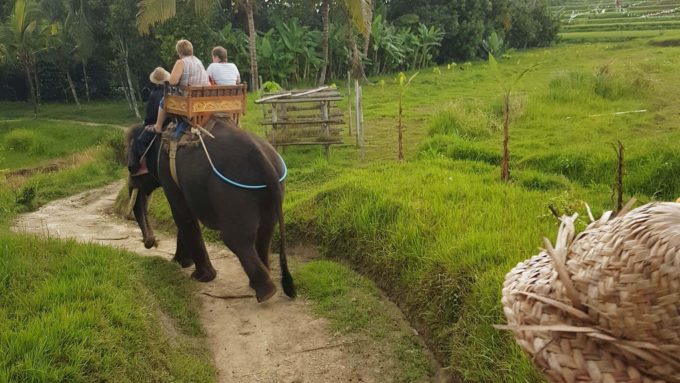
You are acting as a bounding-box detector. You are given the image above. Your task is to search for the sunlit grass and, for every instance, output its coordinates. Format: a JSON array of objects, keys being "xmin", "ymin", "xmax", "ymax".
[{"xmin": 0, "ymin": 235, "xmax": 214, "ymax": 382}]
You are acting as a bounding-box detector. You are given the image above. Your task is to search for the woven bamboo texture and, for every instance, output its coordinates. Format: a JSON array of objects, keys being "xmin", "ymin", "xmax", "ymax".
[{"xmin": 500, "ymin": 202, "xmax": 680, "ymax": 383}]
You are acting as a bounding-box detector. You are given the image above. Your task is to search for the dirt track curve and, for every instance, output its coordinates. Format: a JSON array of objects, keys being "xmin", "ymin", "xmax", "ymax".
[{"xmin": 12, "ymin": 181, "xmax": 384, "ymax": 383}]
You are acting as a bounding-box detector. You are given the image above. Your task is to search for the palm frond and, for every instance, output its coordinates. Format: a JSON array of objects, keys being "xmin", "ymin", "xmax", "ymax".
[
  {"xmin": 136, "ymin": 0, "xmax": 176, "ymax": 35},
  {"xmin": 188, "ymin": 0, "xmax": 216, "ymax": 16},
  {"xmin": 344, "ymin": 0, "xmax": 372, "ymax": 37}
]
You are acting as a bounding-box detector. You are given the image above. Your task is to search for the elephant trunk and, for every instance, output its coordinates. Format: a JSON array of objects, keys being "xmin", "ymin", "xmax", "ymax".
[{"xmin": 130, "ymin": 186, "xmax": 157, "ymax": 249}]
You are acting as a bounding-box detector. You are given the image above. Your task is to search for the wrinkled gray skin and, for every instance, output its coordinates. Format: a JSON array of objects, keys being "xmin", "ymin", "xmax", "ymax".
[{"xmin": 126, "ymin": 118, "xmax": 295, "ymax": 302}]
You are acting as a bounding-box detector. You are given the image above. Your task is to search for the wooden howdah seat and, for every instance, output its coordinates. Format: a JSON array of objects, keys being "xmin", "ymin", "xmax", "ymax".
[{"xmin": 164, "ymin": 83, "xmax": 247, "ymax": 127}]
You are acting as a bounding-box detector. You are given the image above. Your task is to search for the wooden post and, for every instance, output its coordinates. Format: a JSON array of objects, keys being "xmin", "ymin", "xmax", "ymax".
[
  {"xmin": 355, "ymin": 80, "xmax": 364, "ymax": 161},
  {"xmin": 614, "ymin": 140, "xmax": 624, "ymax": 213},
  {"xmin": 322, "ymin": 100, "xmax": 330, "ymax": 159},
  {"xmin": 271, "ymin": 104, "xmax": 278, "ymax": 149},
  {"xmin": 347, "ymin": 70, "xmax": 353, "ymax": 136}
]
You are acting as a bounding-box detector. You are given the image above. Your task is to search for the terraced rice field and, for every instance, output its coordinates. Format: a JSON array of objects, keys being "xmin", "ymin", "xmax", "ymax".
[{"xmin": 552, "ymin": 0, "xmax": 680, "ymax": 42}]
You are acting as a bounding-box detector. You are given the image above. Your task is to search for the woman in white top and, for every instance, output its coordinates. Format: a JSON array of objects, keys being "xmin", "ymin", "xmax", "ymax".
[
  {"xmin": 206, "ymin": 46, "xmax": 240, "ymax": 86},
  {"xmin": 150, "ymin": 39, "xmax": 210, "ymax": 133}
]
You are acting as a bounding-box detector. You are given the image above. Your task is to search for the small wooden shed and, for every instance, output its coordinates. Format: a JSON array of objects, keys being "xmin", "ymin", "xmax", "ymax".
[{"xmin": 255, "ymin": 87, "xmax": 344, "ymax": 157}]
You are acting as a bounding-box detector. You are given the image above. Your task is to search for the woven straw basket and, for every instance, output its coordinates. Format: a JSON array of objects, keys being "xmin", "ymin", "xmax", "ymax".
[{"xmin": 499, "ymin": 202, "xmax": 680, "ymax": 383}]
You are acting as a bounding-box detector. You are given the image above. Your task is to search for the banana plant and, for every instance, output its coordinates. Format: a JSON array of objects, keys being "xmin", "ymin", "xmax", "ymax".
[
  {"xmin": 488, "ymin": 54, "xmax": 539, "ymax": 182},
  {"xmin": 416, "ymin": 23, "xmax": 444, "ymax": 69},
  {"xmin": 397, "ymin": 71, "xmax": 418, "ymax": 161}
]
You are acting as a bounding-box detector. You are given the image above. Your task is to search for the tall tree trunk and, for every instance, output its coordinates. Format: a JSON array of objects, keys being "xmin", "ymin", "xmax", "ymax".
[
  {"xmin": 120, "ymin": 75, "xmax": 133, "ymax": 113},
  {"xmin": 244, "ymin": 0, "xmax": 259, "ymax": 92},
  {"xmin": 23, "ymin": 64, "xmax": 38, "ymax": 119},
  {"xmin": 116, "ymin": 35, "xmax": 141, "ymax": 119},
  {"xmin": 82, "ymin": 58, "xmax": 90, "ymax": 102},
  {"xmin": 32, "ymin": 62, "xmax": 41, "ymax": 106},
  {"xmin": 347, "ymin": 26, "xmax": 368, "ymax": 83},
  {"xmin": 124, "ymin": 61, "xmax": 141, "ymax": 119},
  {"xmin": 66, "ymin": 70, "xmax": 81, "ymax": 108},
  {"xmin": 318, "ymin": 0, "xmax": 330, "ymax": 86}
]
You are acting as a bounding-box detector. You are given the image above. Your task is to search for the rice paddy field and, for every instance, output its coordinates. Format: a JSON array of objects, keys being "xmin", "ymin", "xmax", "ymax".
[{"xmin": 554, "ymin": 0, "xmax": 680, "ymax": 42}]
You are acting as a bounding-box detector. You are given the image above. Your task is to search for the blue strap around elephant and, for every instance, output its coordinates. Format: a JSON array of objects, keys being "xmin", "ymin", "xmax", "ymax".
[
  {"xmin": 210, "ymin": 153, "xmax": 288, "ymax": 190},
  {"xmin": 196, "ymin": 130, "xmax": 288, "ymax": 189}
]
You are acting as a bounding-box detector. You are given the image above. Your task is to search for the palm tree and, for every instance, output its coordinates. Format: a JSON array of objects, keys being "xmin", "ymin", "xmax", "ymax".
[
  {"xmin": 136, "ymin": 0, "xmax": 213, "ymax": 35},
  {"xmin": 345, "ymin": 0, "xmax": 373, "ymax": 81},
  {"xmin": 44, "ymin": 18, "xmax": 81, "ymax": 108},
  {"xmin": 136, "ymin": 0, "xmax": 260, "ymax": 91},
  {"xmin": 0, "ymin": 0, "xmax": 42, "ymax": 118},
  {"xmin": 69, "ymin": 0, "xmax": 93, "ymax": 102},
  {"xmin": 243, "ymin": 0, "xmax": 258, "ymax": 91},
  {"xmin": 318, "ymin": 0, "xmax": 329, "ymax": 85}
]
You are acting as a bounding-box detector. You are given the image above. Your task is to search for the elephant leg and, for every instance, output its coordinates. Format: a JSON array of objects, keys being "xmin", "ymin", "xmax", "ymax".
[
  {"xmin": 255, "ymin": 217, "xmax": 275, "ymax": 270},
  {"xmin": 226, "ymin": 237, "xmax": 277, "ymax": 303},
  {"xmin": 172, "ymin": 231, "xmax": 194, "ymax": 268},
  {"xmin": 166, "ymin": 193, "xmax": 216, "ymax": 282}
]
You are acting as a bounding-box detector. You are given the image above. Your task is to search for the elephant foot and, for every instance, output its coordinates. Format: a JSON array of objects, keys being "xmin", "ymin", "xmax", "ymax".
[
  {"xmin": 255, "ymin": 280, "xmax": 278, "ymax": 303},
  {"xmin": 143, "ymin": 236, "xmax": 157, "ymax": 249},
  {"xmin": 191, "ymin": 267, "xmax": 217, "ymax": 282},
  {"xmin": 172, "ymin": 255, "xmax": 194, "ymax": 268}
]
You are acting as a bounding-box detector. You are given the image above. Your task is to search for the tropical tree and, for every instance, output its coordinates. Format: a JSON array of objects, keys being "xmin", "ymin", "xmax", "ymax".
[
  {"xmin": 276, "ymin": 19, "xmax": 320, "ymax": 83},
  {"xmin": 44, "ymin": 17, "xmax": 82, "ymax": 107},
  {"xmin": 415, "ymin": 23, "xmax": 444, "ymax": 68},
  {"xmin": 242, "ymin": 0, "xmax": 258, "ymax": 91},
  {"xmin": 137, "ymin": 0, "xmax": 260, "ymax": 91},
  {"xmin": 0, "ymin": 0, "xmax": 42, "ymax": 118},
  {"xmin": 317, "ymin": 0, "xmax": 329, "ymax": 85},
  {"xmin": 344, "ymin": 0, "xmax": 372, "ymax": 81},
  {"xmin": 68, "ymin": 0, "xmax": 93, "ymax": 102}
]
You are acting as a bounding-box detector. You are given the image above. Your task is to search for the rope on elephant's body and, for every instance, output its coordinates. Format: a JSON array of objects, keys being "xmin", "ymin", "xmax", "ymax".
[
  {"xmin": 140, "ymin": 134, "xmax": 157, "ymax": 163},
  {"xmin": 194, "ymin": 128, "xmax": 287, "ymax": 189}
]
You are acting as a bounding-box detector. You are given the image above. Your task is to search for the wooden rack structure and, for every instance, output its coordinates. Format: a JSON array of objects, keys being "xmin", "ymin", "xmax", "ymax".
[{"xmin": 255, "ymin": 87, "xmax": 344, "ymax": 157}]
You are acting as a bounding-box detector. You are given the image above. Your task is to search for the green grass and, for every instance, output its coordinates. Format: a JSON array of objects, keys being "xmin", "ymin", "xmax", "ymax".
[
  {"xmin": 0, "ymin": 101, "xmax": 138, "ymax": 126},
  {"xmin": 283, "ymin": 159, "xmax": 615, "ymax": 382},
  {"xmin": 0, "ymin": 119, "xmax": 120, "ymax": 170},
  {"xmin": 296, "ymin": 260, "xmax": 433, "ymax": 382},
  {"xmin": 0, "ymin": 117, "xmax": 216, "ymax": 382},
  {"xmin": 560, "ymin": 29, "xmax": 676, "ymax": 42},
  {"xmin": 0, "ymin": 234, "xmax": 214, "ymax": 382}
]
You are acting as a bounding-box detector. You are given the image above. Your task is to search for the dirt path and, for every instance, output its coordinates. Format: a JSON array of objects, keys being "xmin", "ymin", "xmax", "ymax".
[{"xmin": 12, "ymin": 181, "xmax": 380, "ymax": 383}]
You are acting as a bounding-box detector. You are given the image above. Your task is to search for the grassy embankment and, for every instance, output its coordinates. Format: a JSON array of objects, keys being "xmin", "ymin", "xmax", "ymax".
[
  {"xmin": 0, "ymin": 114, "xmax": 215, "ymax": 381},
  {"xmin": 263, "ymin": 39, "xmax": 680, "ymax": 381}
]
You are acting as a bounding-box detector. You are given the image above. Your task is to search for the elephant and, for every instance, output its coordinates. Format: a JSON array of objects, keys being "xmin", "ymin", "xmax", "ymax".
[{"xmin": 125, "ymin": 117, "xmax": 295, "ymax": 302}]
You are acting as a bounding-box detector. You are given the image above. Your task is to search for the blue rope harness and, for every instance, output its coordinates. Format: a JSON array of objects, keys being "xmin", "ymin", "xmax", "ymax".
[
  {"xmin": 209, "ymin": 152, "xmax": 288, "ymax": 190},
  {"xmin": 195, "ymin": 130, "xmax": 287, "ymax": 189}
]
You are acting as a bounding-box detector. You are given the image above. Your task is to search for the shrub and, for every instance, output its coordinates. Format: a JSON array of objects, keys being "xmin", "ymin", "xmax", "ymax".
[
  {"xmin": 3, "ymin": 129, "xmax": 45, "ymax": 155},
  {"xmin": 427, "ymin": 102, "xmax": 497, "ymax": 139}
]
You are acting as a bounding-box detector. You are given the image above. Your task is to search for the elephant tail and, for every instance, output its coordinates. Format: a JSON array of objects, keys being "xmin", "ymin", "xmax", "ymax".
[
  {"xmin": 277, "ymin": 194, "xmax": 296, "ymax": 299},
  {"xmin": 260, "ymin": 146, "xmax": 296, "ymax": 298}
]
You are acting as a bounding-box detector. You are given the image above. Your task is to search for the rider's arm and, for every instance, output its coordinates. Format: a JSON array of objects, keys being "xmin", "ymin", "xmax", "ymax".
[{"xmin": 168, "ymin": 59, "xmax": 184, "ymax": 85}]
